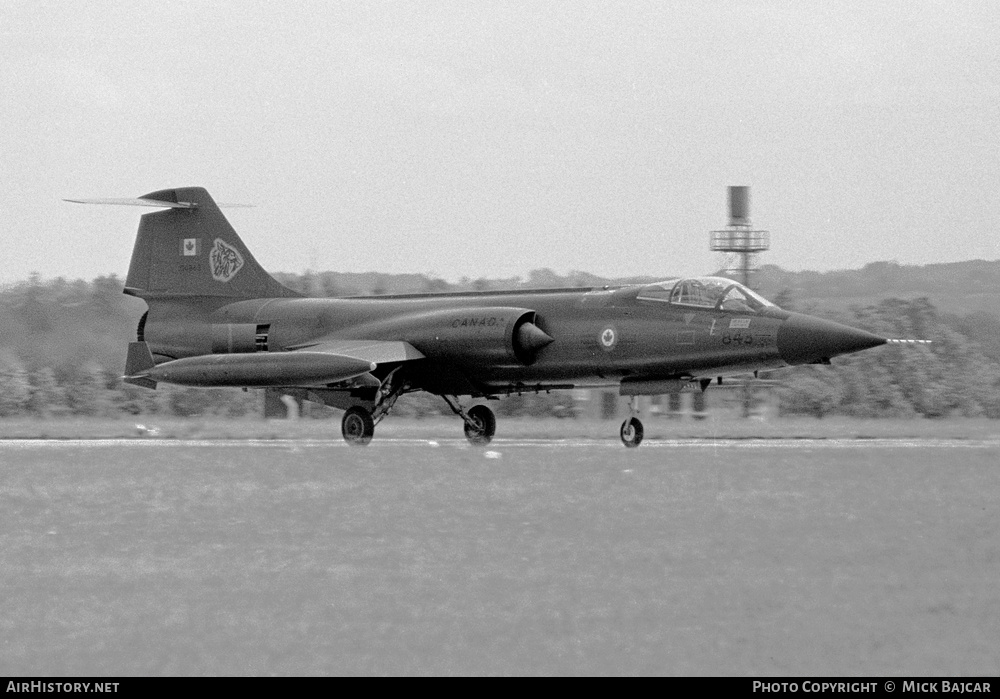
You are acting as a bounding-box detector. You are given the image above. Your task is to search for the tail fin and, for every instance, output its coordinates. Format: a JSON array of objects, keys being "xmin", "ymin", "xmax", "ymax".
[{"xmin": 121, "ymin": 187, "xmax": 301, "ymax": 300}]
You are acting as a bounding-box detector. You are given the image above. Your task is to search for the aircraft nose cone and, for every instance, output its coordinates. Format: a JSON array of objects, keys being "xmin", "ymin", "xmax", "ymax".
[{"xmin": 778, "ymin": 312, "xmax": 887, "ymax": 365}]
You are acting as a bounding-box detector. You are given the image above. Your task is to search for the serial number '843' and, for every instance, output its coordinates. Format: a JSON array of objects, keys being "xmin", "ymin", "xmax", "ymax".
[
  {"xmin": 721, "ymin": 332, "xmax": 753, "ymax": 346},
  {"xmin": 722, "ymin": 332, "xmax": 774, "ymax": 347}
]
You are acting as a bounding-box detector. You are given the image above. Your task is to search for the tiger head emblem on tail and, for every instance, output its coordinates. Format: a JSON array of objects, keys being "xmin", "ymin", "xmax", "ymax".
[{"xmin": 210, "ymin": 238, "xmax": 244, "ymax": 282}]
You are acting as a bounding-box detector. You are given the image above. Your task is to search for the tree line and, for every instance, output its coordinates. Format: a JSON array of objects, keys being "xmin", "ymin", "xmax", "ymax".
[{"xmin": 0, "ymin": 271, "xmax": 996, "ymax": 419}]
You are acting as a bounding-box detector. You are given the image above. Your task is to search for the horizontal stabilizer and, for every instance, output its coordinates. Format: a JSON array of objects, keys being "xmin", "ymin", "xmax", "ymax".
[
  {"xmin": 65, "ymin": 197, "xmax": 198, "ymax": 209},
  {"xmin": 64, "ymin": 198, "xmax": 252, "ymax": 209}
]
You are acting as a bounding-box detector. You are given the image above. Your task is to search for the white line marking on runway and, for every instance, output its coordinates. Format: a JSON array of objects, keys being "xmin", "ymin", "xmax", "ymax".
[{"xmin": 0, "ymin": 438, "xmax": 998, "ymax": 450}]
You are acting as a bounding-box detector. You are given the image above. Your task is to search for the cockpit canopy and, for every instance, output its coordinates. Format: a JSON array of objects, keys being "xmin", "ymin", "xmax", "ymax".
[{"xmin": 636, "ymin": 276, "xmax": 777, "ymax": 312}]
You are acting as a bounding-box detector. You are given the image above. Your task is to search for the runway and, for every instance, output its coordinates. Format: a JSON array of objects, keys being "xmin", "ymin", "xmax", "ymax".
[{"xmin": 3, "ymin": 431, "xmax": 998, "ymax": 675}]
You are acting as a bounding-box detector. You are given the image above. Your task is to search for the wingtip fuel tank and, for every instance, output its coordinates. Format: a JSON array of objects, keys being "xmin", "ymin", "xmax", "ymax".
[{"xmin": 137, "ymin": 351, "xmax": 377, "ymax": 388}]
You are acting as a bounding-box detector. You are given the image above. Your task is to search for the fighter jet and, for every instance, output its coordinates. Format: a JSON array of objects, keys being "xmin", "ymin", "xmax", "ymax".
[{"xmin": 68, "ymin": 187, "xmax": 888, "ymax": 447}]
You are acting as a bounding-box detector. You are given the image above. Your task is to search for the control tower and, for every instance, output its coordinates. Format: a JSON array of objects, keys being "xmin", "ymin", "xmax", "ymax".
[
  {"xmin": 710, "ymin": 186, "xmax": 770, "ymax": 288},
  {"xmin": 710, "ymin": 186, "xmax": 771, "ymax": 418}
]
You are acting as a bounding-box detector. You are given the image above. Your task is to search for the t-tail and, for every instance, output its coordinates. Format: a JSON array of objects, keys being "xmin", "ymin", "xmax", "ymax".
[
  {"xmin": 70, "ymin": 186, "xmax": 301, "ymax": 301},
  {"xmin": 68, "ymin": 187, "xmax": 302, "ymax": 387}
]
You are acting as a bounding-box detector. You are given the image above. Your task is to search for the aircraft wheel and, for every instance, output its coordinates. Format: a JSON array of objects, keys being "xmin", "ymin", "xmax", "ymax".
[
  {"xmin": 620, "ymin": 417, "xmax": 644, "ymax": 448},
  {"xmin": 341, "ymin": 406, "xmax": 374, "ymax": 446},
  {"xmin": 463, "ymin": 405, "xmax": 496, "ymax": 445}
]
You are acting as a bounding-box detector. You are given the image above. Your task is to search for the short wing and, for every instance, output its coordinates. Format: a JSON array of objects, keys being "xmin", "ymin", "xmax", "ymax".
[
  {"xmin": 289, "ymin": 339, "xmax": 426, "ymax": 365},
  {"xmin": 287, "ymin": 339, "xmax": 426, "ymax": 389}
]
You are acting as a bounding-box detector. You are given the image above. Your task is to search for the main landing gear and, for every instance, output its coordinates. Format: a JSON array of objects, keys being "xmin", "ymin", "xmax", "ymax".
[
  {"xmin": 463, "ymin": 405, "xmax": 497, "ymax": 445},
  {"xmin": 338, "ymin": 369, "xmax": 498, "ymax": 446},
  {"xmin": 341, "ymin": 406, "xmax": 375, "ymax": 446},
  {"xmin": 341, "ymin": 369, "xmax": 406, "ymax": 447},
  {"xmin": 443, "ymin": 396, "xmax": 496, "ymax": 445},
  {"xmin": 619, "ymin": 396, "xmax": 644, "ymax": 448},
  {"xmin": 341, "ymin": 396, "xmax": 497, "ymax": 446}
]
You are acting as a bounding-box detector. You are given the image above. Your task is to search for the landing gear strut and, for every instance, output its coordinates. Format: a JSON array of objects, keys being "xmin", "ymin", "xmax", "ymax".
[
  {"xmin": 443, "ymin": 396, "xmax": 496, "ymax": 445},
  {"xmin": 619, "ymin": 396, "xmax": 644, "ymax": 448},
  {"xmin": 340, "ymin": 369, "xmax": 407, "ymax": 446}
]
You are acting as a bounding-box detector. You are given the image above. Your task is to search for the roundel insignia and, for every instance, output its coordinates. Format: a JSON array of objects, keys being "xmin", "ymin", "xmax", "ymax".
[{"xmin": 600, "ymin": 326, "xmax": 618, "ymax": 351}]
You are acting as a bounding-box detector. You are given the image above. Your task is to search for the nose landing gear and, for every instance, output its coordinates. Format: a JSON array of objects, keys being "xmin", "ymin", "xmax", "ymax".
[
  {"xmin": 619, "ymin": 396, "xmax": 644, "ymax": 448},
  {"xmin": 619, "ymin": 416, "xmax": 644, "ymax": 448}
]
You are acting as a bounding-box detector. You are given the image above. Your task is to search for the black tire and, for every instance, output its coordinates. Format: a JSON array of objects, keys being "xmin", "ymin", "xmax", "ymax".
[
  {"xmin": 620, "ymin": 417, "xmax": 644, "ymax": 448},
  {"xmin": 463, "ymin": 405, "xmax": 496, "ymax": 445},
  {"xmin": 341, "ymin": 406, "xmax": 374, "ymax": 446}
]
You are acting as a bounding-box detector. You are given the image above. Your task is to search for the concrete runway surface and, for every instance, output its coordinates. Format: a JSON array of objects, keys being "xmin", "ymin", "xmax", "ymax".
[{"xmin": 2, "ymin": 436, "xmax": 998, "ymax": 675}]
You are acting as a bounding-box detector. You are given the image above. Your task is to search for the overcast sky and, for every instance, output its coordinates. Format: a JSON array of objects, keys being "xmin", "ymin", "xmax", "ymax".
[{"xmin": 2, "ymin": 0, "xmax": 998, "ymax": 284}]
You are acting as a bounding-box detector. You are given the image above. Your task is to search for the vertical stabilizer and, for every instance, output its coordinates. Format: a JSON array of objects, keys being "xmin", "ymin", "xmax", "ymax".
[{"xmin": 124, "ymin": 187, "xmax": 301, "ymax": 299}]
